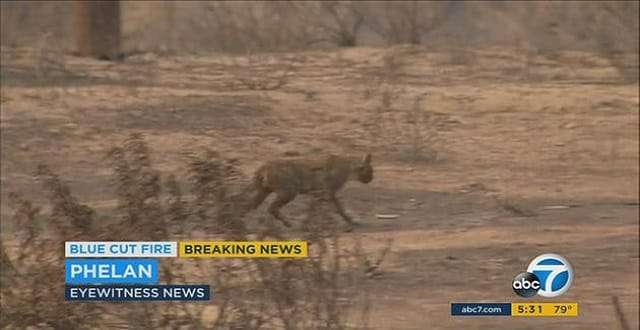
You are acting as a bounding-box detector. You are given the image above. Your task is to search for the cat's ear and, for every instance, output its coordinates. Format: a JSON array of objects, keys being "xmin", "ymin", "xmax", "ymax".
[{"xmin": 363, "ymin": 153, "xmax": 372, "ymax": 164}]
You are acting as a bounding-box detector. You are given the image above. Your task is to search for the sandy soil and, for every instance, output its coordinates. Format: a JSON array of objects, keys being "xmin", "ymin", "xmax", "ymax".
[{"xmin": 1, "ymin": 46, "xmax": 638, "ymax": 329}]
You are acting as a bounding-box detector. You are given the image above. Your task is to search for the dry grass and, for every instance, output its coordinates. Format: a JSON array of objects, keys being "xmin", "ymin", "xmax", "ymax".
[
  {"xmin": 0, "ymin": 37, "xmax": 637, "ymax": 329},
  {"xmin": 0, "ymin": 134, "xmax": 384, "ymax": 329},
  {"xmin": 2, "ymin": 2, "xmax": 637, "ymax": 58}
]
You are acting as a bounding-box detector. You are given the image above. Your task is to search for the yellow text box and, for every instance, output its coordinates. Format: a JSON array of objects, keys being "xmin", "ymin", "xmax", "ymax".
[
  {"xmin": 179, "ymin": 241, "xmax": 308, "ymax": 258},
  {"xmin": 512, "ymin": 303, "xmax": 578, "ymax": 317}
]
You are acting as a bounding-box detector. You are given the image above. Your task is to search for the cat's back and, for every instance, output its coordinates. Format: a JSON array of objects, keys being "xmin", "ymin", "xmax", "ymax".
[
  {"xmin": 255, "ymin": 154, "xmax": 355, "ymax": 192},
  {"xmin": 255, "ymin": 156, "xmax": 323, "ymax": 190}
]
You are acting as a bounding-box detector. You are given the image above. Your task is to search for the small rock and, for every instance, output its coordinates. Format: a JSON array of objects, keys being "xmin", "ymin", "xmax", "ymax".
[
  {"xmin": 283, "ymin": 150, "xmax": 300, "ymax": 157},
  {"xmin": 541, "ymin": 205, "xmax": 571, "ymax": 210}
]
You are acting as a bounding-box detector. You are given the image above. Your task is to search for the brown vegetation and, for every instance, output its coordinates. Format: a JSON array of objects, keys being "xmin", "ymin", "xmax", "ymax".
[
  {"xmin": 0, "ymin": 1, "xmax": 638, "ymax": 329},
  {"xmin": 1, "ymin": 135, "xmax": 382, "ymax": 329}
]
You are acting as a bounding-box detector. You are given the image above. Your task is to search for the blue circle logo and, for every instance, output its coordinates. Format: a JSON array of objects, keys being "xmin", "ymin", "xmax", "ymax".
[{"xmin": 526, "ymin": 253, "xmax": 573, "ymax": 297}]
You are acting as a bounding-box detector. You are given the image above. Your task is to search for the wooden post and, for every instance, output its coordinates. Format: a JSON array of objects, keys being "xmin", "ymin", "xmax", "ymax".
[{"xmin": 74, "ymin": 1, "xmax": 121, "ymax": 59}]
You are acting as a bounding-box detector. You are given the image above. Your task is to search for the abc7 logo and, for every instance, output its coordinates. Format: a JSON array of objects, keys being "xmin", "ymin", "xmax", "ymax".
[
  {"xmin": 512, "ymin": 254, "xmax": 573, "ymax": 298},
  {"xmin": 512, "ymin": 272, "xmax": 541, "ymax": 297}
]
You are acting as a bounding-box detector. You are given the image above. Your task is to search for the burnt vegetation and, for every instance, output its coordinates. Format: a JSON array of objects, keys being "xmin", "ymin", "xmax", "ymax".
[
  {"xmin": 0, "ymin": 134, "xmax": 388, "ymax": 329},
  {"xmin": 0, "ymin": 2, "xmax": 637, "ymax": 329}
]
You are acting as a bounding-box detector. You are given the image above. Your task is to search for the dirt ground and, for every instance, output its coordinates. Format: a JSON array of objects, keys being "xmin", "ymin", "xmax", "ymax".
[{"xmin": 1, "ymin": 46, "xmax": 638, "ymax": 329}]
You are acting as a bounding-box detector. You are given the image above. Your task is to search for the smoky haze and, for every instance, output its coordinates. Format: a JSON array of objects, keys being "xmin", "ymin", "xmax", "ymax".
[
  {"xmin": 1, "ymin": 1, "xmax": 638, "ymax": 329},
  {"xmin": 1, "ymin": 1, "xmax": 638, "ymax": 54}
]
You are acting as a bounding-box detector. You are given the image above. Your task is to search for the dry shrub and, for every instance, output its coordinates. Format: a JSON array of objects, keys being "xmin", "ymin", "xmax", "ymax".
[
  {"xmin": 0, "ymin": 189, "xmax": 101, "ymax": 329},
  {"xmin": 362, "ymin": 50, "xmax": 405, "ymax": 144},
  {"xmin": 226, "ymin": 53, "xmax": 303, "ymax": 92},
  {"xmin": 35, "ymin": 32, "xmax": 66, "ymax": 79},
  {"xmin": 363, "ymin": 1, "xmax": 452, "ymax": 45},
  {"xmin": 201, "ymin": 2, "xmax": 312, "ymax": 54},
  {"xmin": 363, "ymin": 51, "xmax": 445, "ymax": 163},
  {"xmin": 580, "ymin": 1, "xmax": 639, "ymax": 83},
  {"xmin": 186, "ymin": 149, "xmax": 249, "ymax": 235},
  {"xmin": 400, "ymin": 95, "xmax": 443, "ymax": 163},
  {"xmin": 1, "ymin": 133, "xmax": 377, "ymax": 329},
  {"xmin": 304, "ymin": 1, "xmax": 365, "ymax": 47}
]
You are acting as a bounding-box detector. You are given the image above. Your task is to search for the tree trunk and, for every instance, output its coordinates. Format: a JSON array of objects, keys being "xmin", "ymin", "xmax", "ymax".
[{"xmin": 74, "ymin": 1, "xmax": 120, "ymax": 60}]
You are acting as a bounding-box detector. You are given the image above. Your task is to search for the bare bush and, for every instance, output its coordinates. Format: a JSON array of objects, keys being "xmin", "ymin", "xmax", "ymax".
[
  {"xmin": 1, "ymin": 134, "xmax": 375, "ymax": 329},
  {"xmin": 595, "ymin": 2, "xmax": 640, "ymax": 83},
  {"xmin": 227, "ymin": 53, "xmax": 303, "ymax": 91},
  {"xmin": 35, "ymin": 32, "xmax": 66, "ymax": 79},
  {"xmin": 105, "ymin": 133, "xmax": 165, "ymax": 237},
  {"xmin": 202, "ymin": 2, "xmax": 311, "ymax": 54},
  {"xmin": 551, "ymin": 1, "xmax": 639, "ymax": 83},
  {"xmin": 363, "ymin": 1, "xmax": 452, "ymax": 45},
  {"xmin": 0, "ymin": 193, "xmax": 101, "ymax": 329},
  {"xmin": 363, "ymin": 50, "xmax": 406, "ymax": 148},
  {"xmin": 401, "ymin": 95, "xmax": 443, "ymax": 163},
  {"xmin": 304, "ymin": 1, "xmax": 365, "ymax": 47}
]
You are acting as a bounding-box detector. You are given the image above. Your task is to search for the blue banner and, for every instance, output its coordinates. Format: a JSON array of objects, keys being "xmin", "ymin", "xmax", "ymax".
[
  {"xmin": 451, "ymin": 303, "xmax": 512, "ymax": 316},
  {"xmin": 65, "ymin": 259, "xmax": 159, "ymax": 284},
  {"xmin": 65, "ymin": 285, "xmax": 210, "ymax": 301}
]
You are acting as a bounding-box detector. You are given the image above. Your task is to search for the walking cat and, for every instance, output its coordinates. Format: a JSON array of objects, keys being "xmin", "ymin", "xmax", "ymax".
[{"xmin": 251, "ymin": 153, "xmax": 373, "ymax": 228}]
